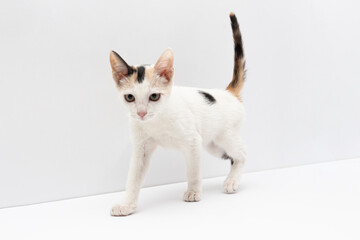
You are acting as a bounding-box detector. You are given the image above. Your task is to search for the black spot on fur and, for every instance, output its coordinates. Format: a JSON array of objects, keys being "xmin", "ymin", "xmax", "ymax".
[
  {"xmin": 136, "ymin": 66, "xmax": 145, "ymax": 83},
  {"xmin": 222, "ymin": 153, "xmax": 234, "ymax": 165},
  {"xmin": 198, "ymin": 91, "xmax": 216, "ymax": 105}
]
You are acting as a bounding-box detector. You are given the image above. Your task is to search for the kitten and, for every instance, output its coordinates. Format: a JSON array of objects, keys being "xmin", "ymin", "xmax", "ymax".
[{"xmin": 109, "ymin": 12, "xmax": 247, "ymax": 216}]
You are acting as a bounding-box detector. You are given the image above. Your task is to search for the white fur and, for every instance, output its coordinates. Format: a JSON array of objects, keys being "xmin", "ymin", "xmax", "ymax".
[{"xmin": 110, "ymin": 84, "xmax": 247, "ymax": 216}]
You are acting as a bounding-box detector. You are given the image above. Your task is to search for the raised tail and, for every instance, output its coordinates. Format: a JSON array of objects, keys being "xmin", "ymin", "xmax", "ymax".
[{"xmin": 226, "ymin": 12, "xmax": 246, "ymax": 99}]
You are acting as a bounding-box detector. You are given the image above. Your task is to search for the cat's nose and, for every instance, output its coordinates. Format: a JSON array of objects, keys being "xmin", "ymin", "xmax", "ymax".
[{"xmin": 137, "ymin": 111, "xmax": 147, "ymax": 118}]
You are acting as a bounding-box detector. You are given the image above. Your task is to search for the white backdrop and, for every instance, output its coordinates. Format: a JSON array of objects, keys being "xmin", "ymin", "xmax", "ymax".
[{"xmin": 1, "ymin": 0, "xmax": 360, "ymax": 208}]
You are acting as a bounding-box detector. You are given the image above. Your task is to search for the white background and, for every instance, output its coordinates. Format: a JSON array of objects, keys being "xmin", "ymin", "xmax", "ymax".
[{"xmin": 1, "ymin": 0, "xmax": 360, "ymax": 208}]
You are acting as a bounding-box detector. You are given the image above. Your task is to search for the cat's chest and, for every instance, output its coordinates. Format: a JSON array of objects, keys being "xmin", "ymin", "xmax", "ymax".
[{"xmin": 141, "ymin": 120, "xmax": 185, "ymax": 149}]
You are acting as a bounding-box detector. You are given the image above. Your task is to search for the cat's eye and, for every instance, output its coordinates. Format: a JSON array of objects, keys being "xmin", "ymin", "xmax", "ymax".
[
  {"xmin": 124, "ymin": 94, "xmax": 135, "ymax": 102},
  {"xmin": 149, "ymin": 93, "xmax": 161, "ymax": 101}
]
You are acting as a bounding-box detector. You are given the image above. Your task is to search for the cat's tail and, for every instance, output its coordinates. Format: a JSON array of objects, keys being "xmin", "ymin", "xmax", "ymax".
[{"xmin": 226, "ymin": 12, "xmax": 246, "ymax": 99}]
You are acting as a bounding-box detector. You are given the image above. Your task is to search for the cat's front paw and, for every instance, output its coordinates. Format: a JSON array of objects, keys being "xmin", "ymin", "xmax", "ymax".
[
  {"xmin": 223, "ymin": 177, "xmax": 240, "ymax": 194},
  {"xmin": 183, "ymin": 190, "xmax": 201, "ymax": 202},
  {"xmin": 110, "ymin": 204, "xmax": 136, "ymax": 216}
]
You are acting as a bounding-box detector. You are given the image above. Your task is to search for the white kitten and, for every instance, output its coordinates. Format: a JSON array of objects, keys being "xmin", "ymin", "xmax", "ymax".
[{"xmin": 110, "ymin": 12, "xmax": 247, "ymax": 216}]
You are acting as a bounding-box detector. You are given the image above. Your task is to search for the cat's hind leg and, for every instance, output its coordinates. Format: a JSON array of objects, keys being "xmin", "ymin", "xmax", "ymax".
[
  {"xmin": 205, "ymin": 142, "xmax": 234, "ymax": 165},
  {"xmin": 215, "ymin": 133, "xmax": 247, "ymax": 194}
]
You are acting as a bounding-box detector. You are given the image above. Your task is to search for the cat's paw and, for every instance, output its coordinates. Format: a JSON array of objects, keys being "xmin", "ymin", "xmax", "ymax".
[
  {"xmin": 183, "ymin": 190, "xmax": 201, "ymax": 202},
  {"xmin": 223, "ymin": 177, "xmax": 240, "ymax": 194},
  {"xmin": 110, "ymin": 204, "xmax": 136, "ymax": 216}
]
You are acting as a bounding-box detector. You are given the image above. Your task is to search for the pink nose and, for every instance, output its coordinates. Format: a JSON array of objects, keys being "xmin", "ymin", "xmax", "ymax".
[{"xmin": 137, "ymin": 111, "xmax": 147, "ymax": 118}]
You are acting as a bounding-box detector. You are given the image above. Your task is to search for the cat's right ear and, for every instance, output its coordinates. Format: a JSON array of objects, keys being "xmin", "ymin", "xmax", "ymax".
[{"xmin": 110, "ymin": 51, "xmax": 133, "ymax": 86}]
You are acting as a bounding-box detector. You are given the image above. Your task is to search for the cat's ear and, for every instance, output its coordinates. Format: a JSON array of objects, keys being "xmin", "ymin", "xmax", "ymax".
[
  {"xmin": 154, "ymin": 48, "xmax": 174, "ymax": 82},
  {"xmin": 110, "ymin": 51, "xmax": 133, "ymax": 85}
]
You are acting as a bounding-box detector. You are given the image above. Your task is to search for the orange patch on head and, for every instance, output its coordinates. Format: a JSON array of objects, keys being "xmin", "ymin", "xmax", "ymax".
[
  {"xmin": 115, "ymin": 73, "xmax": 137, "ymax": 90},
  {"xmin": 145, "ymin": 66, "xmax": 173, "ymax": 92}
]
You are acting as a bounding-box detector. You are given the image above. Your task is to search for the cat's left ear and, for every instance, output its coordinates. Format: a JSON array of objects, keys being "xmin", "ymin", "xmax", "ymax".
[{"xmin": 154, "ymin": 48, "xmax": 174, "ymax": 82}]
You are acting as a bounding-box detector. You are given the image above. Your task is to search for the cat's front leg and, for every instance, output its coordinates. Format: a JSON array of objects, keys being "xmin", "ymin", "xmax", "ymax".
[
  {"xmin": 111, "ymin": 138, "xmax": 157, "ymax": 216},
  {"xmin": 182, "ymin": 137, "xmax": 202, "ymax": 202}
]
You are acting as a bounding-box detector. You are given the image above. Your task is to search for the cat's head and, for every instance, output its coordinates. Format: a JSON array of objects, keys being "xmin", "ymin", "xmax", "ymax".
[{"xmin": 110, "ymin": 49, "xmax": 174, "ymax": 122}]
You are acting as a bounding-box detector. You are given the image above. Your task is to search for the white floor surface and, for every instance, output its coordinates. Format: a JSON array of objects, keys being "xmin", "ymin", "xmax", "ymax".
[{"xmin": 1, "ymin": 158, "xmax": 359, "ymax": 240}]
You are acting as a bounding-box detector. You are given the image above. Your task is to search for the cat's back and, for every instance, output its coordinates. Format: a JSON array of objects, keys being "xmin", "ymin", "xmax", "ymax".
[
  {"xmin": 169, "ymin": 86, "xmax": 245, "ymax": 142},
  {"xmin": 171, "ymin": 85, "xmax": 244, "ymax": 116}
]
